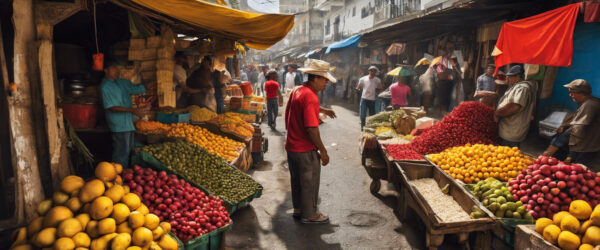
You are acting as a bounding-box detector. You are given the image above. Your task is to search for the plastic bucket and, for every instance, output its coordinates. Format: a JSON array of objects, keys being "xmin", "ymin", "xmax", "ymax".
[
  {"xmin": 240, "ymin": 82, "xmax": 253, "ymax": 96},
  {"xmin": 63, "ymin": 103, "xmax": 98, "ymax": 129}
]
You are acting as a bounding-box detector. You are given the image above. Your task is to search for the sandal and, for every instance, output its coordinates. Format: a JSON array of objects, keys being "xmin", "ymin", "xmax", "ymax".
[{"xmin": 301, "ymin": 213, "xmax": 329, "ymax": 224}]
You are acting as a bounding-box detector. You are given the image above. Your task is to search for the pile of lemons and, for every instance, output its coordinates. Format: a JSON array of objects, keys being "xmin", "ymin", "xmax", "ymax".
[{"xmin": 10, "ymin": 162, "xmax": 178, "ymax": 250}]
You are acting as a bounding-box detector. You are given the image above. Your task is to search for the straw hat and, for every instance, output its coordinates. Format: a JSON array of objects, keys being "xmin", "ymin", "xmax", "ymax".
[{"xmin": 298, "ymin": 59, "xmax": 337, "ymax": 83}]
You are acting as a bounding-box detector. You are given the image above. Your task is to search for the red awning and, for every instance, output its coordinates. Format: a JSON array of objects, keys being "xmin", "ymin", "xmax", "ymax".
[{"xmin": 493, "ymin": 3, "xmax": 580, "ymax": 75}]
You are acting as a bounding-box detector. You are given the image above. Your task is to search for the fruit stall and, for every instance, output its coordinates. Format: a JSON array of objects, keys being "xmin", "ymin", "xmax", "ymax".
[
  {"xmin": 134, "ymin": 117, "xmax": 254, "ymax": 172},
  {"xmin": 359, "ymin": 107, "xmax": 428, "ymax": 193},
  {"xmin": 360, "ymin": 102, "xmax": 600, "ymax": 249}
]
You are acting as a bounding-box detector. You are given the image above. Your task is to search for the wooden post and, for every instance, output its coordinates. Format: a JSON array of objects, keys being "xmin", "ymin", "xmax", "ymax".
[
  {"xmin": 37, "ymin": 24, "xmax": 71, "ymax": 187},
  {"xmin": 33, "ymin": 0, "xmax": 82, "ymax": 189},
  {"xmin": 11, "ymin": 0, "xmax": 45, "ymax": 222}
]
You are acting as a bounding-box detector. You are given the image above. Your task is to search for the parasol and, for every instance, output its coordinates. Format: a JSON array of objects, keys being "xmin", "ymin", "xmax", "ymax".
[
  {"xmin": 387, "ymin": 66, "xmax": 414, "ymax": 76},
  {"xmin": 415, "ymin": 58, "xmax": 431, "ymax": 67}
]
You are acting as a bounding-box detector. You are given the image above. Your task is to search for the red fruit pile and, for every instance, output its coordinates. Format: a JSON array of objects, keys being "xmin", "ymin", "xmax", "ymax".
[
  {"xmin": 410, "ymin": 101, "xmax": 498, "ymax": 154},
  {"xmin": 509, "ymin": 156, "xmax": 600, "ymax": 219},
  {"xmin": 123, "ymin": 165, "xmax": 231, "ymax": 242},
  {"xmin": 386, "ymin": 144, "xmax": 424, "ymax": 160}
]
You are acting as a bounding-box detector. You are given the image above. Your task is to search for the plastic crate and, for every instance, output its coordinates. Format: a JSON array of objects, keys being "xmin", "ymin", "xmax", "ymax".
[
  {"xmin": 131, "ymin": 151, "xmax": 262, "ymax": 214},
  {"xmin": 157, "ymin": 112, "xmax": 190, "ymax": 124},
  {"xmin": 185, "ymin": 222, "xmax": 232, "ymax": 250}
]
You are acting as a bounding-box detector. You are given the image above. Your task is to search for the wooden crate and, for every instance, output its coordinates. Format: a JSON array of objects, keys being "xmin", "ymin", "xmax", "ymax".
[
  {"xmin": 140, "ymin": 60, "xmax": 156, "ymax": 71},
  {"xmin": 395, "ymin": 162, "xmax": 496, "ymax": 249},
  {"xmin": 146, "ymin": 36, "xmax": 161, "ymax": 48},
  {"xmin": 129, "ymin": 38, "xmax": 146, "ymax": 49},
  {"xmin": 157, "ymin": 91, "xmax": 176, "ymax": 108},
  {"xmin": 514, "ymin": 225, "xmax": 560, "ymax": 250},
  {"xmin": 142, "ymin": 48, "xmax": 157, "ymax": 60}
]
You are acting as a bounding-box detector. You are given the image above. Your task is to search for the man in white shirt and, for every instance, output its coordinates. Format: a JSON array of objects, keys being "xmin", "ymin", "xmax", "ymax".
[
  {"xmin": 285, "ymin": 65, "xmax": 297, "ymax": 92},
  {"xmin": 357, "ymin": 66, "xmax": 383, "ymax": 130}
]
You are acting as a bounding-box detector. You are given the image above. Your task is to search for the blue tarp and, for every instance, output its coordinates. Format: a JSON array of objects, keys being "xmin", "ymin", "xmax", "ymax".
[
  {"xmin": 325, "ymin": 34, "xmax": 363, "ymax": 54},
  {"xmin": 537, "ymin": 23, "xmax": 600, "ymax": 120}
]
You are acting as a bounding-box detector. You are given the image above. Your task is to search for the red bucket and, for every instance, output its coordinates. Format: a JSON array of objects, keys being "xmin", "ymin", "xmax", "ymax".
[
  {"xmin": 63, "ymin": 103, "xmax": 98, "ymax": 129},
  {"xmin": 240, "ymin": 82, "xmax": 253, "ymax": 96}
]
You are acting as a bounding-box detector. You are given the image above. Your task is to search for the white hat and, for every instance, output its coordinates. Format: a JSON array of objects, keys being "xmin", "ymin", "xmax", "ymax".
[
  {"xmin": 368, "ymin": 65, "xmax": 379, "ymax": 72},
  {"xmin": 298, "ymin": 60, "xmax": 337, "ymax": 83}
]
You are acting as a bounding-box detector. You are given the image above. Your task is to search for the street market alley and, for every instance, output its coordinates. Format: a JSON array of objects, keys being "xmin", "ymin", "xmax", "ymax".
[{"xmin": 223, "ymin": 103, "xmax": 424, "ymax": 250}]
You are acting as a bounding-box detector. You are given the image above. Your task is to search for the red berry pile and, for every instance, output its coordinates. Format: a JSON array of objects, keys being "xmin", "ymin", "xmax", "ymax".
[
  {"xmin": 123, "ymin": 165, "xmax": 231, "ymax": 242},
  {"xmin": 386, "ymin": 144, "xmax": 424, "ymax": 160},
  {"xmin": 411, "ymin": 101, "xmax": 498, "ymax": 154}
]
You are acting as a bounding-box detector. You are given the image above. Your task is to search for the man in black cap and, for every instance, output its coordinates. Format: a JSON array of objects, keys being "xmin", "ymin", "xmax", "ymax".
[
  {"xmin": 494, "ymin": 65, "xmax": 537, "ymax": 148},
  {"xmin": 542, "ymin": 79, "xmax": 600, "ymax": 164}
]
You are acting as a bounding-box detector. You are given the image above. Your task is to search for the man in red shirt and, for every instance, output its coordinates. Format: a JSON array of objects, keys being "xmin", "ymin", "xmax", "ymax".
[
  {"xmin": 285, "ymin": 59, "xmax": 336, "ymax": 224},
  {"xmin": 264, "ymin": 70, "xmax": 283, "ymax": 129}
]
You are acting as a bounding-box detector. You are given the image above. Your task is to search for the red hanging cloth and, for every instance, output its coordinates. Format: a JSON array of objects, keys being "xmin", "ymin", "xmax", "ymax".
[{"xmin": 493, "ymin": 3, "xmax": 580, "ymax": 75}]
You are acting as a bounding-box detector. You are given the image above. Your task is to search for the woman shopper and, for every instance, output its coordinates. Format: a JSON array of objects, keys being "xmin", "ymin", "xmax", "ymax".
[{"xmin": 390, "ymin": 76, "xmax": 411, "ymax": 109}]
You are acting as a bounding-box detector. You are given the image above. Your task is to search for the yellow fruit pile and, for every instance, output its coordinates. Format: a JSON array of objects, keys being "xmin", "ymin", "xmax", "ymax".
[
  {"xmin": 208, "ymin": 112, "xmax": 254, "ymax": 138},
  {"xmin": 428, "ymin": 144, "xmax": 532, "ymax": 184},
  {"xmin": 535, "ymin": 200, "xmax": 600, "ymax": 250},
  {"xmin": 189, "ymin": 105, "xmax": 217, "ymax": 123},
  {"xmin": 9, "ymin": 162, "xmax": 178, "ymax": 250},
  {"xmin": 135, "ymin": 121, "xmax": 171, "ymax": 135},
  {"xmin": 167, "ymin": 123, "xmax": 245, "ymax": 162}
]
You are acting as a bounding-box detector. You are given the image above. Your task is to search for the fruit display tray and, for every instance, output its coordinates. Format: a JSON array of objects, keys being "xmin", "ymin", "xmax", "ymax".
[
  {"xmin": 185, "ymin": 222, "xmax": 233, "ymax": 250},
  {"xmin": 394, "ymin": 161, "xmax": 495, "ymax": 249},
  {"xmin": 132, "ymin": 151, "xmax": 263, "ymax": 214}
]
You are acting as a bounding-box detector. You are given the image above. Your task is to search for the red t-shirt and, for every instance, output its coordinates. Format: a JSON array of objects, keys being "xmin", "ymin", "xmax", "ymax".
[
  {"xmin": 285, "ymin": 85, "xmax": 320, "ymax": 152},
  {"xmin": 264, "ymin": 80, "xmax": 280, "ymax": 99}
]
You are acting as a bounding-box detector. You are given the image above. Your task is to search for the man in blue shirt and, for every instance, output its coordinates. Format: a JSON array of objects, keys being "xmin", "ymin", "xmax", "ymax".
[{"xmin": 100, "ymin": 62, "xmax": 155, "ymax": 167}]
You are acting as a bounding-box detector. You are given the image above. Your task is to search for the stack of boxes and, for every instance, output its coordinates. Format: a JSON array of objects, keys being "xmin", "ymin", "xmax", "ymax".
[{"xmin": 127, "ymin": 26, "xmax": 176, "ymax": 108}]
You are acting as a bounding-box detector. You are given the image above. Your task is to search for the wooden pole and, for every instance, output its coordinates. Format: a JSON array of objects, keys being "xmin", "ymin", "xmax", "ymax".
[
  {"xmin": 11, "ymin": 0, "xmax": 45, "ymax": 222},
  {"xmin": 37, "ymin": 24, "xmax": 71, "ymax": 187}
]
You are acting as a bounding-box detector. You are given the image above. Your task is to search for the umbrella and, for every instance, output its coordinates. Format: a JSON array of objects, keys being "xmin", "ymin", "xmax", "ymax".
[
  {"xmin": 386, "ymin": 66, "xmax": 414, "ymax": 76},
  {"xmin": 386, "ymin": 43, "xmax": 405, "ymax": 56},
  {"xmin": 430, "ymin": 56, "xmax": 442, "ymax": 66},
  {"xmin": 415, "ymin": 58, "xmax": 431, "ymax": 67}
]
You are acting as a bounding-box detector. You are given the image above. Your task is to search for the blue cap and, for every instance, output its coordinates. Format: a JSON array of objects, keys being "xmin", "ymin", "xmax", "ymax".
[{"xmin": 506, "ymin": 65, "xmax": 524, "ymax": 76}]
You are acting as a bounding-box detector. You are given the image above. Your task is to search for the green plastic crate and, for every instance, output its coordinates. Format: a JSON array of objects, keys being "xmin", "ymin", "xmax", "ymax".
[
  {"xmin": 131, "ymin": 151, "xmax": 262, "ymax": 214},
  {"xmin": 185, "ymin": 222, "xmax": 233, "ymax": 250}
]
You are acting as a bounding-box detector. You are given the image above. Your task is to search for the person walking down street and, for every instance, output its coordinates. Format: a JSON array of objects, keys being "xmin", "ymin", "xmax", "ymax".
[
  {"xmin": 495, "ymin": 65, "xmax": 537, "ymax": 148},
  {"xmin": 285, "ymin": 59, "xmax": 337, "ymax": 224},
  {"xmin": 390, "ymin": 76, "xmax": 411, "ymax": 109},
  {"xmin": 100, "ymin": 62, "xmax": 156, "ymax": 167},
  {"xmin": 264, "ymin": 70, "xmax": 283, "ymax": 129},
  {"xmin": 284, "ymin": 65, "xmax": 303, "ymax": 92},
  {"xmin": 542, "ymin": 79, "xmax": 600, "ymax": 164},
  {"xmin": 474, "ymin": 65, "xmax": 498, "ymax": 108},
  {"xmin": 433, "ymin": 53, "xmax": 455, "ymax": 115},
  {"xmin": 256, "ymin": 66, "xmax": 267, "ymax": 96},
  {"xmin": 357, "ymin": 66, "xmax": 383, "ymax": 130}
]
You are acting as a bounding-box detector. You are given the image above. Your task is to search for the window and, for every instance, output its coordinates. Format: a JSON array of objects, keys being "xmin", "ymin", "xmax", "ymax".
[
  {"xmin": 353, "ymin": 6, "xmax": 356, "ymax": 16},
  {"xmin": 325, "ymin": 19, "xmax": 330, "ymax": 35}
]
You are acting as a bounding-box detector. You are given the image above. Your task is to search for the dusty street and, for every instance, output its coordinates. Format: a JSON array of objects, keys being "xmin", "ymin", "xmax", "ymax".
[{"xmin": 224, "ymin": 103, "xmax": 424, "ymax": 249}]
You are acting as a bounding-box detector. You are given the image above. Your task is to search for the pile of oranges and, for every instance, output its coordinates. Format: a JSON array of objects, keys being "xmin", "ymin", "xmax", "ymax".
[
  {"xmin": 167, "ymin": 123, "xmax": 244, "ymax": 162},
  {"xmin": 428, "ymin": 144, "xmax": 533, "ymax": 184},
  {"xmin": 135, "ymin": 121, "xmax": 171, "ymax": 134}
]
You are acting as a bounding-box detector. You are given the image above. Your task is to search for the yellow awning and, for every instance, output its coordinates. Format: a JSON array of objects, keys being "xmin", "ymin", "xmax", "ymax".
[{"xmin": 127, "ymin": 0, "xmax": 294, "ymax": 50}]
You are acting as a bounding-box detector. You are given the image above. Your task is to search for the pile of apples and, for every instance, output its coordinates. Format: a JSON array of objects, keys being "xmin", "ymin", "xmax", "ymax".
[
  {"xmin": 123, "ymin": 165, "xmax": 231, "ymax": 242},
  {"xmin": 509, "ymin": 156, "xmax": 600, "ymax": 219}
]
